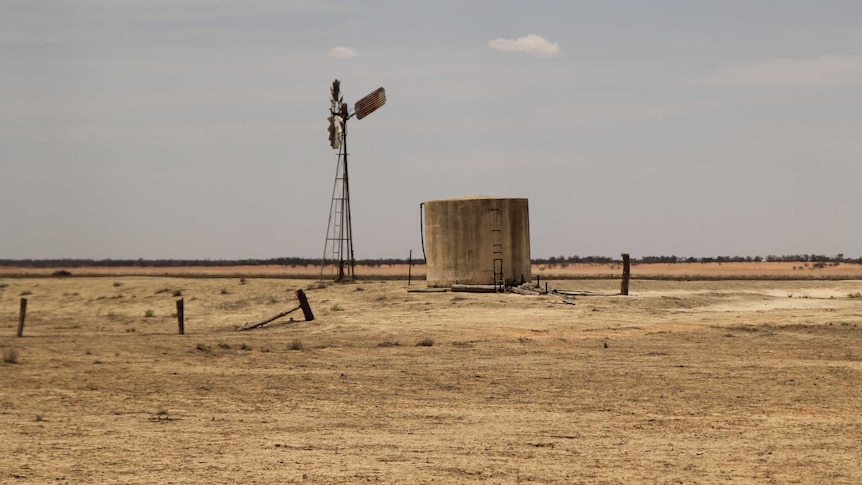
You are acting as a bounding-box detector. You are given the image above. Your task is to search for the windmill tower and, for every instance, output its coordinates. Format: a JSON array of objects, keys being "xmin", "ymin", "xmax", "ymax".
[{"xmin": 320, "ymin": 79, "xmax": 386, "ymax": 282}]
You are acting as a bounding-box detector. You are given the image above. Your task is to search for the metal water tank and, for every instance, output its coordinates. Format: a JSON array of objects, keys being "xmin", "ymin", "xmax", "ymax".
[{"xmin": 424, "ymin": 196, "xmax": 531, "ymax": 287}]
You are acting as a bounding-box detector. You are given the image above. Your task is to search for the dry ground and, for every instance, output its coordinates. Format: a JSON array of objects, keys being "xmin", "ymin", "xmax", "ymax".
[
  {"xmin": 3, "ymin": 261, "xmax": 862, "ymax": 279},
  {"xmin": 2, "ymin": 276, "xmax": 862, "ymax": 483}
]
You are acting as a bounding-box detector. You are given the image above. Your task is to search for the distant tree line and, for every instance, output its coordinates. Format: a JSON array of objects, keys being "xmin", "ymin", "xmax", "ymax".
[
  {"xmin": 0, "ymin": 258, "xmax": 320, "ymax": 268},
  {"xmin": 532, "ymin": 254, "xmax": 857, "ymax": 265},
  {"xmin": 0, "ymin": 254, "xmax": 858, "ymax": 268},
  {"xmin": 0, "ymin": 257, "xmax": 418, "ymax": 268}
]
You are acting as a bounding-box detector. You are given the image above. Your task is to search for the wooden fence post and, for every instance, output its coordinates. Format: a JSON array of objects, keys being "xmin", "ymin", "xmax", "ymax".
[
  {"xmin": 176, "ymin": 298, "xmax": 184, "ymax": 335},
  {"xmin": 17, "ymin": 298, "xmax": 27, "ymax": 337},
  {"xmin": 621, "ymin": 253, "xmax": 631, "ymax": 296},
  {"xmin": 296, "ymin": 290, "xmax": 314, "ymax": 322}
]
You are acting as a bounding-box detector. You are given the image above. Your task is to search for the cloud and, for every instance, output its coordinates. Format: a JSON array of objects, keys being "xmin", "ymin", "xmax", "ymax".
[
  {"xmin": 708, "ymin": 55, "xmax": 862, "ymax": 88},
  {"xmin": 487, "ymin": 34, "xmax": 560, "ymax": 58},
  {"xmin": 328, "ymin": 46, "xmax": 358, "ymax": 59}
]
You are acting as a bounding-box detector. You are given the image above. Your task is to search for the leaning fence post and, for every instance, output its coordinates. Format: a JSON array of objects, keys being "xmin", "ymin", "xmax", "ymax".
[
  {"xmin": 17, "ymin": 298, "xmax": 27, "ymax": 337},
  {"xmin": 621, "ymin": 253, "xmax": 631, "ymax": 296},
  {"xmin": 176, "ymin": 298, "xmax": 185, "ymax": 335},
  {"xmin": 296, "ymin": 289, "xmax": 314, "ymax": 322}
]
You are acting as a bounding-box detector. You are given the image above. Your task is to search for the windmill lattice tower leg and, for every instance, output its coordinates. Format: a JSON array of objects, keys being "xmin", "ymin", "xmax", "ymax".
[{"xmin": 320, "ymin": 127, "xmax": 355, "ymax": 282}]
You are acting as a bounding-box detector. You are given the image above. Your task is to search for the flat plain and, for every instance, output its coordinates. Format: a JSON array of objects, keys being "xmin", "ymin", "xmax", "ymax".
[{"xmin": 2, "ymin": 271, "xmax": 862, "ymax": 483}]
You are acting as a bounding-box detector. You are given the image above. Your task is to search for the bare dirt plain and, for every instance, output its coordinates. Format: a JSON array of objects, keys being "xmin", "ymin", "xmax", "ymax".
[
  {"xmin": 2, "ymin": 271, "xmax": 862, "ymax": 483},
  {"xmin": 3, "ymin": 261, "xmax": 862, "ymax": 279}
]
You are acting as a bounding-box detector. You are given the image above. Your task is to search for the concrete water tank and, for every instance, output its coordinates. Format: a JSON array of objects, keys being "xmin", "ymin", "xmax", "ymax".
[{"xmin": 424, "ymin": 196, "xmax": 531, "ymax": 287}]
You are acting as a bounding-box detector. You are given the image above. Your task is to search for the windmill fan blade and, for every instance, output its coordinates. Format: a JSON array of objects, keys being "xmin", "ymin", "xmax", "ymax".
[
  {"xmin": 354, "ymin": 87, "xmax": 386, "ymax": 120},
  {"xmin": 330, "ymin": 79, "xmax": 341, "ymax": 110}
]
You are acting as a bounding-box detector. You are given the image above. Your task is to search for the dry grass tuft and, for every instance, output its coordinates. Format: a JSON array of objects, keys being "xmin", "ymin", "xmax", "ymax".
[
  {"xmin": 3, "ymin": 348, "xmax": 19, "ymax": 364},
  {"xmin": 416, "ymin": 338, "xmax": 435, "ymax": 347}
]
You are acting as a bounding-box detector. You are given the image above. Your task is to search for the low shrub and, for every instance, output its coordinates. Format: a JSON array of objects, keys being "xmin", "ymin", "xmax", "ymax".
[{"xmin": 3, "ymin": 349, "xmax": 19, "ymax": 364}]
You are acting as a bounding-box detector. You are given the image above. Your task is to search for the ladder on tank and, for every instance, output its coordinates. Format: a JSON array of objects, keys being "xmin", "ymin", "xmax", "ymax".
[{"xmin": 490, "ymin": 202, "xmax": 504, "ymax": 292}]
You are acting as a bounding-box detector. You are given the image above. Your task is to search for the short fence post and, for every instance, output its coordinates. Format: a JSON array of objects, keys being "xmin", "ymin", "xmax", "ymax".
[
  {"xmin": 296, "ymin": 289, "xmax": 314, "ymax": 322},
  {"xmin": 17, "ymin": 298, "xmax": 27, "ymax": 337},
  {"xmin": 176, "ymin": 298, "xmax": 184, "ymax": 335},
  {"xmin": 621, "ymin": 253, "xmax": 631, "ymax": 296},
  {"xmin": 408, "ymin": 249, "xmax": 413, "ymax": 286}
]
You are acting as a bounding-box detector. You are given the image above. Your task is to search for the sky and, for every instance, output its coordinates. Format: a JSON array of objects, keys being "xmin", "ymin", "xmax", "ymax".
[{"xmin": 2, "ymin": 0, "xmax": 862, "ymax": 260}]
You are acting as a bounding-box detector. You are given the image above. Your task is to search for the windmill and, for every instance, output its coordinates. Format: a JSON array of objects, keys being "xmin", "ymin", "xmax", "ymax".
[{"xmin": 320, "ymin": 79, "xmax": 386, "ymax": 282}]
